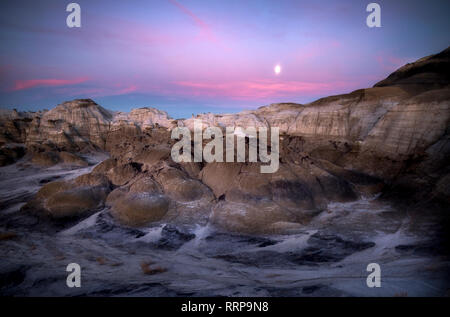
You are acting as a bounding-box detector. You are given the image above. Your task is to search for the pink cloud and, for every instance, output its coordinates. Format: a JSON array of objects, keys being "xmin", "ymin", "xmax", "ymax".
[
  {"xmin": 174, "ymin": 79, "xmax": 354, "ymax": 100},
  {"xmin": 53, "ymin": 84, "xmax": 139, "ymax": 98},
  {"xmin": 12, "ymin": 77, "xmax": 89, "ymax": 91},
  {"xmin": 115, "ymin": 85, "xmax": 138, "ymax": 95}
]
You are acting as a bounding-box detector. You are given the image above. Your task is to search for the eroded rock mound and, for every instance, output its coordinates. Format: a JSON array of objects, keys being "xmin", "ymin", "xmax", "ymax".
[
  {"xmin": 107, "ymin": 191, "xmax": 170, "ymax": 227},
  {"xmin": 26, "ymin": 99, "xmax": 112, "ymax": 151},
  {"xmin": 22, "ymin": 172, "xmax": 111, "ymax": 219}
]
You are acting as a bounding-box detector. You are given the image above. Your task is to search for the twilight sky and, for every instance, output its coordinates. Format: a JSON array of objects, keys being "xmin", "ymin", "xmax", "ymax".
[{"xmin": 0, "ymin": 0, "xmax": 449, "ymax": 118}]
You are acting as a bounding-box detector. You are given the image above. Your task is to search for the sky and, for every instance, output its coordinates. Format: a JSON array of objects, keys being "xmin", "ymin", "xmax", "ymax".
[{"xmin": 0, "ymin": 0, "xmax": 449, "ymax": 118}]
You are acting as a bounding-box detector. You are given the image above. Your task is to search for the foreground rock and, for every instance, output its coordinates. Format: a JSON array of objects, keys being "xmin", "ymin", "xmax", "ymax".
[
  {"xmin": 107, "ymin": 190, "xmax": 170, "ymax": 227},
  {"xmin": 104, "ymin": 165, "xmax": 215, "ymax": 227},
  {"xmin": 22, "ymin": 173, "xmax": 111, "ymax": 219}
]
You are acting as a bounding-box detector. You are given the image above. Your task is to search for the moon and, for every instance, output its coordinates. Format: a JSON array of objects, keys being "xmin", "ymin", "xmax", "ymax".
[{"xmin": 274, "ymin": 64, "xmax": 281, "ymax": 75}]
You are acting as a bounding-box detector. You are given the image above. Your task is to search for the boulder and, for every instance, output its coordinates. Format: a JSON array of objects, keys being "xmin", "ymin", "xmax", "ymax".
[
  {"xmin": 211, "ymin": 199, "xmax": 307, "ymax": 234},
  {"xmin": 134, "ymin": 145, "xmax": 171, "ymax": 171},
  {"xmin": 107, "ymin": 163, "xmax": 139, "ymax": 186},
  {"xmin": 129, "ymin": 177, "xmax": 161, "ymax": 193},
  {"xmin": 74, "ymin": 173, "xmax": 111, "ymax": 188},
  {"xmin": 22, "ymin": 176, "xmax": 111, "ymax": 219},
  {"xmin": 92, "ymin": 158, "xmax": 117, "ymax": 174},
  {"xmin": 108, "ymin": 192, "xmax": 170, "ymax": 227},
  {"xmin": 199, "ymin": 163, "xmax": 242, "ymax": 197},
  {"xmin": 156, "ymin": 167, "xmax": 214, "ymax": 202},
  {"xmin": 45, "ymin": 186, "xmax": 109, "ymax": 218},
  {"xmin": 35, "ymin": 181, "xmax": 72, "ymax": 201}
]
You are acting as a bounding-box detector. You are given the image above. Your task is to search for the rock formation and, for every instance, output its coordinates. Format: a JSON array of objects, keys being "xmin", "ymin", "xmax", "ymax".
[{"xmin": 1, "ymin": 47, "xmax": 449, "ymax": 233}]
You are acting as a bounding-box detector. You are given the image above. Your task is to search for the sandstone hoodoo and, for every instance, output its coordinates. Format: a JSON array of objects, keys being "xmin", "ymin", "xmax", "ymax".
[{"xmin": 0, "ymin": 47, "xmax": 449, "ymax": 234}]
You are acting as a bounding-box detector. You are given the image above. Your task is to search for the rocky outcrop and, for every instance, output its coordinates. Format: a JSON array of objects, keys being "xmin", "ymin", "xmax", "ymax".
[
  {"xmin": 112, "ymin": 107, "xmax": 176, "ymax": 130},
  {"xmin": 374, "ymin": 47, "xmax": 450, "ymax": 91},
  {"xmin": 0, "ymin": 109, "xmax": 37, "ymax": 166},
  {"xmin": 0, "ymin": 109, "xmax": 36, "ymax": 145},
  {"xmin": 0, "ymin": 99, "xmax": 174, "ymax": 166},
  {"xmin": 26, "ymin": 99, "xmax": 113, "ymax": 152},
  {"xmin": 0, "ymin": 143, "xmax": 26, "ymax": 166}
]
